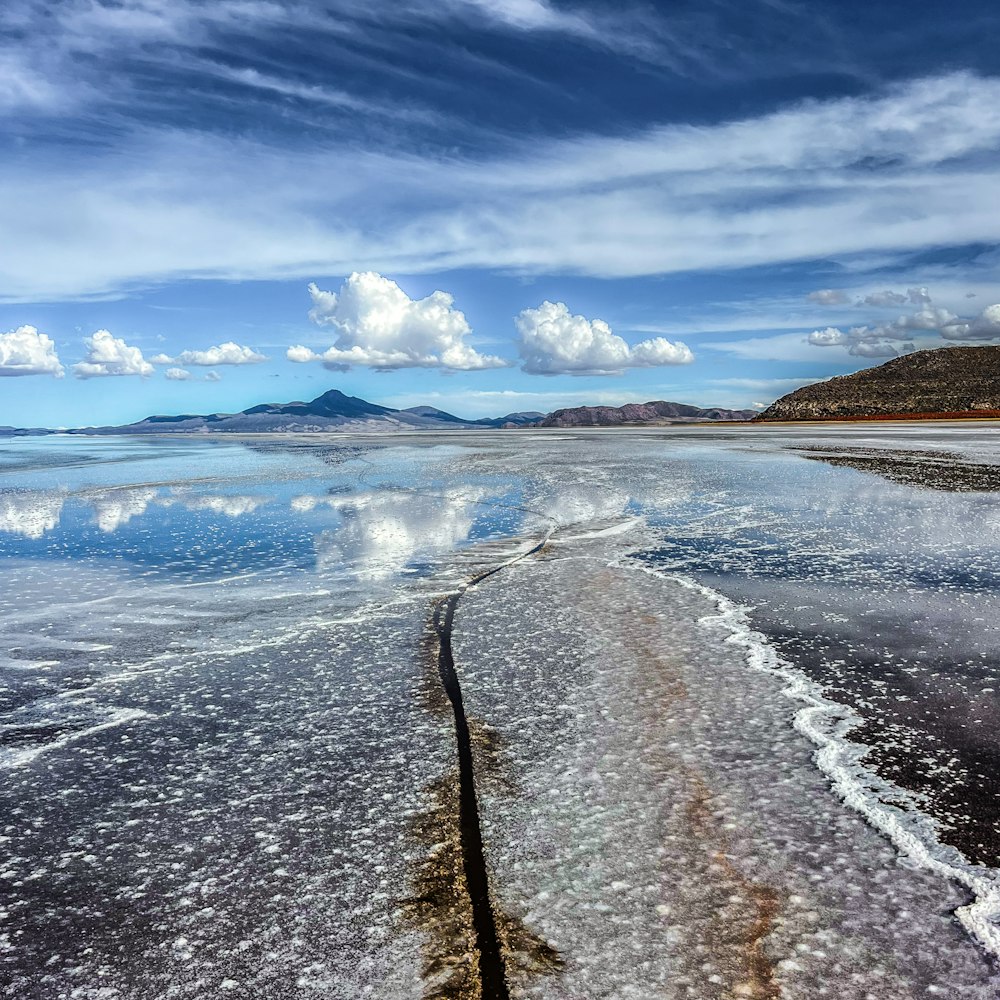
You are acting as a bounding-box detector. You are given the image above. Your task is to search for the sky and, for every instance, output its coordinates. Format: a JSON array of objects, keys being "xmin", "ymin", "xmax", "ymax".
[{"xmin": 1, "ymin": 0, "xmax": 999, "ymax": 427}]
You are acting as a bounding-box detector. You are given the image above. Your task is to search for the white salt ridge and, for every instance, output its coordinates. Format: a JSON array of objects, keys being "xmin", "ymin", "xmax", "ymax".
[
  {"xmin": 549, "ymin": 516, "xmax": 642, "ymax": 542},
  {"xmin": 640, "ymin": 562, "xmax": 1000, "ymax": 961},
  {"xmin": 0, "ymin": 706, "xmax": 153, "ymax": 768}
]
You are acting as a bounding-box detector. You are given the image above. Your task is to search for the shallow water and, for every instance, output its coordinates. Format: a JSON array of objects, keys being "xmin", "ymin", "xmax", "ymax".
[
  {"xmin": 1, "ymin": 428, "xmax": 998, "ymax": 996},
  {"xmin": 634, "ymin": 427, "xmax": 1000, "ymax": 869}
]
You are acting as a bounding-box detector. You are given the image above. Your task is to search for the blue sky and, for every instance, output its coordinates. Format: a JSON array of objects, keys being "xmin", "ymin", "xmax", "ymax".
[{"xmin": 1, "ymin": 0, "xmax": 999, "ymax": 426}]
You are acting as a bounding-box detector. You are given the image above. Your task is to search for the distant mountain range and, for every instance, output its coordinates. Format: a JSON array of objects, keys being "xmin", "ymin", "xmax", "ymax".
[
  {"xmin": 9, "ymin": 345, "xmax": 994, "ymax": 435},
  {"xmin": 759, "ymin": 346, "xmax": 1000, "ymax": 421},
  {"xmin": 0, "ymin": 389, "xmax": 756, "ymax": 436},
  {"xmin": 533, "ymin": 401, "xmax": 758, "ymax": 427}
]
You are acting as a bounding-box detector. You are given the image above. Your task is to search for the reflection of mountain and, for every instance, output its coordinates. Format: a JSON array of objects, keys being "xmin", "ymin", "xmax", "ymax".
[
  {"xmin": 312, "ymin": 489, "xmax": 486, "ymax": 579},
  {"xmin": 0, "ymin": 491, "xmax": 65, "ymax": 539},
  {"xmin": 88, "ymin": 488, "xmax": 160, "ymax": 533}
]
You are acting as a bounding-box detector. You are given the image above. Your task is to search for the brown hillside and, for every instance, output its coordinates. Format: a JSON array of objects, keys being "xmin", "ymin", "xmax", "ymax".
[{"xmin": 758, "ymin": 346, "xmax": 1000, "ymax": 421}]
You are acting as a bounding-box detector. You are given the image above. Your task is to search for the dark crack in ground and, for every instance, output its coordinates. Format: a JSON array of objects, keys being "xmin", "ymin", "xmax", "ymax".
[
  {"xmin": 404, "ymin": 542, "xmax": 562, "ymax": 1000},
  {"xmin": 403, "ymin": 770, "xmax": 483, "ymax": 1000}
]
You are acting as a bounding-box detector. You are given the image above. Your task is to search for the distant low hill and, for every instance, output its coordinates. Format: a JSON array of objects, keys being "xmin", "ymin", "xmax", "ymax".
[
  {"xmin": 530, "ymin": 401, "xmax": 758, "ymax": 427},
  {"xmin": 0, "ymin": 390, "xmax": 756, "ymax": 436},
  {"xmin": 56, "ymin": 390, "xmax": 514, "ymax": 434},
  {"xmin": 758, "ymin": 346, "xmax": 1000, "ymax": 421},
  {"xmin": 403, "ymin": 405, "xmax": 544, "ymax": 429}
]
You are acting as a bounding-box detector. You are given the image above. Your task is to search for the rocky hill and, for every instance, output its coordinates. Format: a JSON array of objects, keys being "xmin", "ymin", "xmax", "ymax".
[
  {"xmin": 531, "ymin": 401, "xmax": 757, "ymax": 427},
  {"xmin": 758, "ymin": 346, "xmax": 1000, "ymax": 421}
]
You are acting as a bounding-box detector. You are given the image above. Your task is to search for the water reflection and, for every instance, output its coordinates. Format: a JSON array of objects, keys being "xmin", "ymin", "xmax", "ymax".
[
  {"xmin": 0, "ymin": 485, "xmax": 277, "ymax": 545},
  {"xmin": 0, "ymin": 490, "xmax": 65, "ymax": 539},
  {"xmin": 167, "ymin": 492, "xmax": 271, "ymax": 518},
  {"xmin": 87, "ymin": 487, "xmax": 160, "ymax": 532},
  {"xmin": 542, "ymin": 482, "xmax": 630, "ymax": 526},
  {"xmin": 312, "ymin": 488, "xmax": 489, "ymax": 579},
  {"xmin": 5, "ymin": 431, "xmax": 1000, "ymax": 995}
]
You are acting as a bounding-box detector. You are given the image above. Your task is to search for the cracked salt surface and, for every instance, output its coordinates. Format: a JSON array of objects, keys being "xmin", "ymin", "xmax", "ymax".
[
  {"xmin": 456, "ymin": 534, "xmax": 999, "ymax": 997},
  {"xmin": 1, "ymin": 602, "xmax": 449, "ymax": 998},
  {"xmin": 1, "ymin": 428, "xmax": 999, "ymax": 997}
]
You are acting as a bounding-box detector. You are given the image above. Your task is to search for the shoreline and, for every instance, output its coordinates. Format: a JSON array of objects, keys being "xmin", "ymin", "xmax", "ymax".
[
  {"xmin": 6, "ymin": 411, "xmax": 1000, "ymax": 440},
  {"xmin": 664, "ymin": 567, "xmax": 1000, "ymax": 964}
]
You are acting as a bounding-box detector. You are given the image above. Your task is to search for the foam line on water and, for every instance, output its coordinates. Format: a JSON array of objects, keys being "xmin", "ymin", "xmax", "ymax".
[{"xmin": 630, "ymin": 560, "xmax": 1000, "ymax": 961}]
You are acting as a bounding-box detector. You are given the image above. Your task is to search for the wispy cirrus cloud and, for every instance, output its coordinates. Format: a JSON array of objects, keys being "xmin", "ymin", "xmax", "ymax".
[
  {"xmin": 1, "ymin": 74, "xmax": 1000, "ymax": 301},
  {"xmin": 0, "ymin": 0, "xmax": 688, "ymax": 124}
]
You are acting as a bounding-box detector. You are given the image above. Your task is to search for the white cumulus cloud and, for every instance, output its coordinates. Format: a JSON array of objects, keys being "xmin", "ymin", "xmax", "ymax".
[
  {"xmin": 288, "ymin": 273, "xmax": 506, "ymax": 371},
  {"xmin": 805, "ymin": 323, "xmax": 921, "ymax": 358},
  {"xmin": 860, "ymin": 287, "xmax": 932, "ymax": 308},
  {"xmin": 892, "ymin": 305, "xmax": 957, "ymax": 332},
  {"xmin": 0, "ymin": 325, "xmax": 64, "ymax": 377},
  {"xmin": 165, "ymin": 367, "xmax": 192, "ymax": 380},
  {"xmin": 73, "ymin": 330, "xmax": 154, "ymax": 379},
  {"xmin": 803, "ymin": 286, "xmax": 1000, "ymax": 357},
  {"xmin": 156, "ymin": 342, "xmax": 267, "ymax": 366},
  {"xmin": 941, "ymin": 304, "xmax": 1000, "ymax": 341},
  {"xmin": 515, "ymin": 300, "xmax": 693, "ymax": 376},
  {"xmin": 806, "ymin": 327, "xmax": 848, "ymax": 347}
]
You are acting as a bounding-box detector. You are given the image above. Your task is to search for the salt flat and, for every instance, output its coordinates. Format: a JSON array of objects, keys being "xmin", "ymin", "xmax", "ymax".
[{"xmin": 1, "ymin": 428, "xmax": 998, "ymax": 998}]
